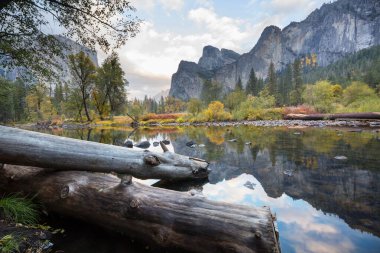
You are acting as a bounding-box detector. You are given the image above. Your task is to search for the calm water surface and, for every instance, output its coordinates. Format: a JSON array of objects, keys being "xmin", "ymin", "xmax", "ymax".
[{"xmin": 37, "ymin": 126, "xmax": 380, "ymax": 253}]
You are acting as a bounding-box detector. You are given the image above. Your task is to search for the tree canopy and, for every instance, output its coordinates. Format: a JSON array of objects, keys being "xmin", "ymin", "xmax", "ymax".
[{"xmin": 0, "ymin": 0, "xmax": 141, "ymax": 80}]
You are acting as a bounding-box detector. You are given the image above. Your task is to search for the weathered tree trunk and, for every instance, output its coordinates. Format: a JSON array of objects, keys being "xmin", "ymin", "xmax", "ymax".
[
  {"xmin": 0, "ymin": 126, "xmax": 209, "ymax": 180},
  {"xmin": 0, "ymin": 165, "xmax": 280, "ymax": 253},
  {"xmin": 284, "ymin": 112, "xmax": 380, "ymax": 120}
]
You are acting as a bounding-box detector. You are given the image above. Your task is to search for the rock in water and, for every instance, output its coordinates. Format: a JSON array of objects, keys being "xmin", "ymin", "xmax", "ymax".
[
  {"xmin": 123, "ymin": 140, "xmax": 133, "ymax": 148},
  {"xmin": 334, "ymin": 156, "xmax": 348, "ymax": 160},
  {"xmin": 228, "ymin": 139, "xmax": 237, "ymax": 142},
  {"xmin": 162, "ymin": 140, "xmax": 170, "ymax": 145},
  {"xmin": 198, "ymin": 144, "xmax": 205, "ymax": 147},
  {"xmin": 283, "ymin": 169, "xmax": 294, "ymax": 176},
  {"xmin": 186, "ymin": 141, "xmax": 196, "ymax": 147},
  {"xmin": 153, "ymin": 142, "xmax": 159, "ymax": 147},
  {"xmin": 135, "ymin": 141, "xmax": 151, "ymax": 149}
]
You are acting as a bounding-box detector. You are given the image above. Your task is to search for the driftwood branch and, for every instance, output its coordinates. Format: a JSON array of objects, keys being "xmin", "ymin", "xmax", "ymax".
[
  {"xmin": 0, "ymin": 165, "xmax": 280, "ymax": 253},
  {"xmin": 284, "ymin": 112, "xmax": 380, "ymax": 120},
  {"xmin": 0, "ymin": 126, "xmax": 209, "ymax": 180}
]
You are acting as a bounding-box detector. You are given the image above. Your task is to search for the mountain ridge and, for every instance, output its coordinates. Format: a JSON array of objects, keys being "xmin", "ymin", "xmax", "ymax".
[{"xmin": 169, "ymin": 0, "xmax": 380, "ymax": 101}]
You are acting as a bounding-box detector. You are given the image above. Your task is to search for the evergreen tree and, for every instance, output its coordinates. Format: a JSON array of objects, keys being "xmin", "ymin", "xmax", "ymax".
[
  {"xmin": 159, "ymin": 96, "xmax": 165, "ymax": 113},
  {"xmin": 201, "ymin": 79, "xmax": 222, "ymax": 104},
  {"xmin": 282, "ymin": 64, "xmax": 293, "ymax": 105},
  {"xmin": 293, "ymin": 58, "xmax": 303, "ymax": 105},
  {"xmin": 53, "ymin": 83, "xmax": 64, "ymax": 114},
  {"xmin": 235, "ymin": 77, "xmax": 243, "ymax": 91},
  {"xmin": 267, "ymin": 62, "xmax": 278, "ymax": 103},
  {"xmin": 246, "ymin": 68, "xmax": 258, "ymax": 96}
]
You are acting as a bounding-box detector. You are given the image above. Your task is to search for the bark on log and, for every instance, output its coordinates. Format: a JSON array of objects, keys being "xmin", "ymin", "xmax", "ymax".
[
  {"xmin": 284, "ymin": 112, "xmax": 380, "ymax": 120},
  {"xmin": 0, "ymin": 165, "xmax": 280, "ymax": 253},
  {"xmin": 0, "ymin": 126, "xmax": 209, "ymax": 180}
]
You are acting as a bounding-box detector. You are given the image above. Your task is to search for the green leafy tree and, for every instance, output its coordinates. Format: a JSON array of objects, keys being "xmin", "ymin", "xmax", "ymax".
[
  {"xmin": 187, "ymin": 98, "xmax": 202, "ymax": 115},
  {"xmin": 94, "ymin": 52, "xmax": 126, "ymax": 119},
  {"xmin": 224, "ymin": 90, "xmax": 246, "ymax": 112},
  {"xmin": 342, "ymin": 81, "xmax": 376, "ymax": 105},
  {"xmin": 201, "ymin": 79, "xmax": 222, "ymax": 105},
  {"xmin": 68, "ymin": 51, "xmax": 96, "ymax": 122},
  {"xmin": 302, "ymin": 80, "xmax": 342, "ymax": 113},
  {"xmin": 0, "ymin": 0, "xmax": 141, "ymax": 81}
]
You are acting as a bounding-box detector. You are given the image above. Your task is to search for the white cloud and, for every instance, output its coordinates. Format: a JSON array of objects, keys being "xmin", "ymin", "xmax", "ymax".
[
  {"xmin": 120, "ymin": 1, "xmax": 331, "ymax": 99},
  {"xmin": 133, "ymin": 0, "xmax": 184, "ymax": 12},
  {"xmin": 158, "ymin": 0, "xmax": 184, "ymax": 11},
  {"xmin": 116, "ymin": 7, "xmax": 264, "ymax": 98}
]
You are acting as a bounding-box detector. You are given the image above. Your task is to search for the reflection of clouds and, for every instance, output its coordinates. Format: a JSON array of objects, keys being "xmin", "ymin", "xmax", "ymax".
[{"xmin": 202, "ymin": 173, "xmax": 377, "ymax": 253}]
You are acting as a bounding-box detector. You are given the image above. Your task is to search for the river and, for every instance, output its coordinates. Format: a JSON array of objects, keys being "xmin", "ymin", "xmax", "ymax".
[{"xmin": 35, "ymin": 125, "xmax": 380, "ymax": 253}]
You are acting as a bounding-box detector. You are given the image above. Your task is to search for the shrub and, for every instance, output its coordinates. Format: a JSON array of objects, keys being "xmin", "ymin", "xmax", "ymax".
[
  {"xmin": 187, "ymin": 98, "xmax": 203, "ymax": 115},
  {"xmin": 246, "ymin": 108, "xmax": 284, "ymax": 120},
  {"xmin": 342, "ymin": 81, "xmax": 377, "ymax": 106},
  {"xmin": 302, "ymin": 80, "xmax": 342, "ymax": 113},
  {"xmin": 252, "ymin": 89, "xmax": 276, "ymax": 109},
  {"xmin": 336, "ymin": 96, "xmax": 380, "ymax": 112},
  {"xmin": 140, "ymin": 113, "xmax": 185, "ymax": 121},
  {"xmin": 200, "ymin": 101, "xmax": 232, "ymax": 122}
]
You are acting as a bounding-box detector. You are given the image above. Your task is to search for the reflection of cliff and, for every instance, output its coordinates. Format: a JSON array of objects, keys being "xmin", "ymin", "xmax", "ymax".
[
  {"xmin": 43, "ymin": 126, "xmax": 380, "ymax": 238},
  {"xmin": 170, "ymin": 129, "xmax": 380, "ymax": 237},
  {"xmin": 253, "ymin": 153, "xmax": 380, "ymax": 238}
]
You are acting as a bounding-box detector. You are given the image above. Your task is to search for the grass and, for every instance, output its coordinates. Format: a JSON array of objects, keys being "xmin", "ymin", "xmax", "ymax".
[
  {"xmin": 0, "ymin": 195, "xmax": 39, "ymax": 225},
  {"xmin": 0, "ymin": 235, "xmax": 20, "ymax": 253}
]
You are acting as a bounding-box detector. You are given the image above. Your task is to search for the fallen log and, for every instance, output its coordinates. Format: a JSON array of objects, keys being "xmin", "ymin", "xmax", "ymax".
[
  {"xmin": 284, "ymin": 112, "xmax": 380, "ymax": 120},
  {"xmin": 0, "ymin": 126, "xmax": 209, "ymax": 180},
  {"xmin": 0, "ymin": 165, "xmax": 280, "ymax": 253}
]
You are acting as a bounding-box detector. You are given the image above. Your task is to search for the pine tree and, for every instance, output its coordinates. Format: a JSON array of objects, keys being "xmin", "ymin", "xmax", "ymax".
[
  {"xmin": 293, "ymin": 59, "xmax": 303, "ymax": 105},
  {"xmin": 235, "ymin": 77, "xmax": 243, "ymax": 91},
  {"xmin": 267, "ymin": 62, "xmax": 277, "ymax": 97},
  {"xmin": 283, "ymin": 64, "xmax": 293, "ymax": 105},
  {"xmin": 245, "ymin": 68, "xmax": 258, "ymax": 96}
]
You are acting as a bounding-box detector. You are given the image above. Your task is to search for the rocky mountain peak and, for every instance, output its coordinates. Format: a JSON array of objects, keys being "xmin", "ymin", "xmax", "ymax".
[
  {"xmin": 198, "ymin": 45, "xmax": 240, "ymax": 70},
  {"xmin": 169, "ymin": 0, "xmax": 380, "ymax": 101}
]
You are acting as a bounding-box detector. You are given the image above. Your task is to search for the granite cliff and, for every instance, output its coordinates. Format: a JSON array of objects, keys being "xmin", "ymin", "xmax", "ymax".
[{"xmin": 169, "ymin": 0, "xmax": 380, "ymax": 100}]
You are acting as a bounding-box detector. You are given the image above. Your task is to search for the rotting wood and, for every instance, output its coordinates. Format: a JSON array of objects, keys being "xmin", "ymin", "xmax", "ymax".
[
  {"xmin": 0, "ymin": 164, "xmax": 280, "ymax": 253},
  {"xmin": 0, "ymin": 126, "xmax": 209, "ymax": 180},
  {"xmin": 284, "ymin": 112, "xmax": 380, "ymax": 120}
]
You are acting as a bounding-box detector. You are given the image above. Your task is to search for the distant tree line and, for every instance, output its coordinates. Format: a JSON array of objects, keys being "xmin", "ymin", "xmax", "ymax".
[{"xmin": 0, "ymin": 52, "xmax": 128, "ymax": 123}]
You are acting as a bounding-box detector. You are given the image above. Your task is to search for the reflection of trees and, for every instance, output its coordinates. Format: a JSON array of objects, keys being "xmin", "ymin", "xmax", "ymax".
[
  {"xmin": 38, "ymin": 126, "xmax": 380, "ymax": 237},
  {"xmin": 205, "ymin": 127, "xmax": 225, "ymax": 145}
]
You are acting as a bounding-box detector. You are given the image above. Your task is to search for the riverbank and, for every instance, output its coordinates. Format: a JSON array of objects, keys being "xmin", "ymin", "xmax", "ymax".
[
  {"xmin": 17, "ymin": 119, "xmax": 380, "ymax": 130},
  {"xmin": 154, "ymin": 119, "xmax": 380, "ymax": 128}
]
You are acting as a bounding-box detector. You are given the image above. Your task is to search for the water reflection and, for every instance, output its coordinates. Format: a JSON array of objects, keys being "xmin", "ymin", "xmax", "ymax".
[{"xmin": 37, "ymin": 126, "xmax": 380, "ymax": 253}]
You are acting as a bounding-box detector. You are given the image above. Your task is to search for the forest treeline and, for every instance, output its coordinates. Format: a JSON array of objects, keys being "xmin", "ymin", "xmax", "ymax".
[{"xmin": 1, "ymin": 45, "xmax": 380, "ymax": 124}]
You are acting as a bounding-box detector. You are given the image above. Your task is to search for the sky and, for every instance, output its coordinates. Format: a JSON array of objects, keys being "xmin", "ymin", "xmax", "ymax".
[{"xmin": 96, "ymin": 0, "xmax": 334, "ymax": 99}]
